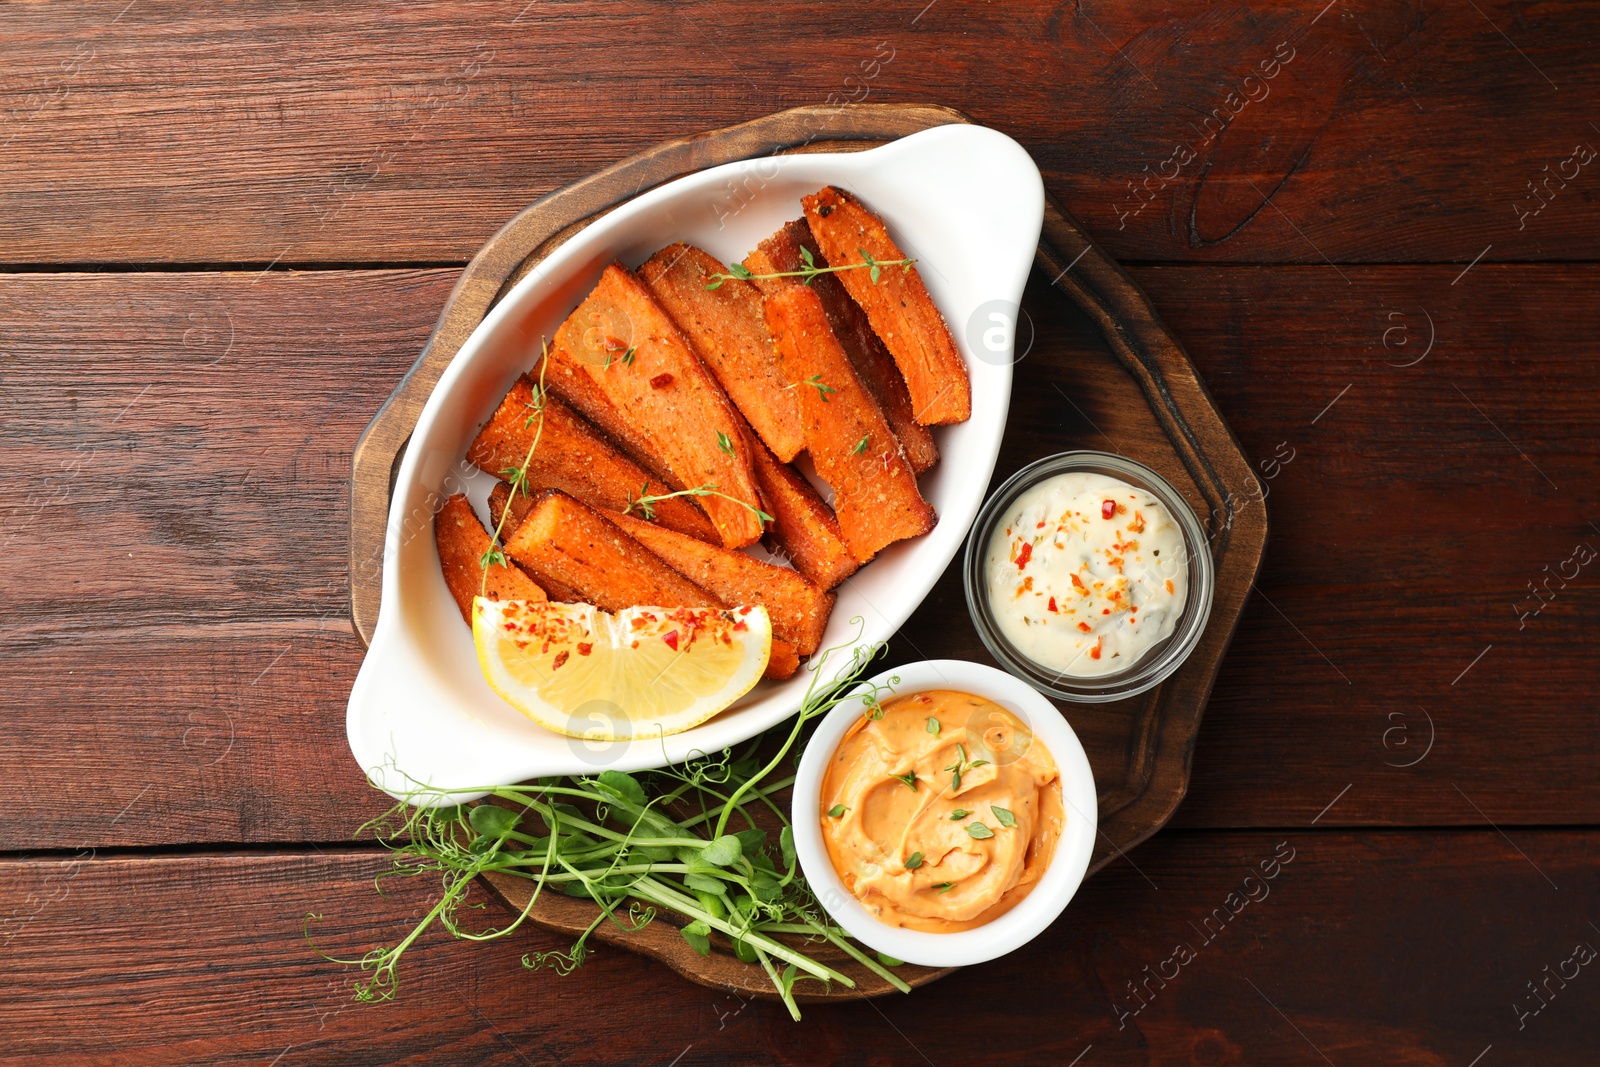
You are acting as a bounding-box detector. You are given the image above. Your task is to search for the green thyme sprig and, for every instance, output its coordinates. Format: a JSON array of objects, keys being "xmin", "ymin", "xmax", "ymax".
[
  {"xmin": 306, "ymin": 637, "xmax": 909, "ymax": 1021},
  {"xmin": 943, "ymin": 743, "xmax": 990, "ymax": 793},
  {"xmin": 705, "ymin": 246, "xmax": 916, "ymax": 291},
  {"xmin": 623, "ymin": 482, "xmax": 775, "ymax": 526},
  {"xmin": 786, "ymin": 374, "xmax": 836, "ymax": 403},
  {"xmin": 479, "ymin": 344, "xmax": 551, "ymax": 592},
  {"xmin": 602, "ymin": 343, "xmax": 637, "ymax": 370}
]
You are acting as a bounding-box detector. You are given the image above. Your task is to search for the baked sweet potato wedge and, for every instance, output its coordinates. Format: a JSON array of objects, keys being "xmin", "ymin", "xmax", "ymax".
[
  {"xmin": 746, "ymin": 220, "xmax": 937, "ymax": 473},
  {"xmin": 503, "ymin": 490, "xmax": 797, "ymax": 678},
  {"xmin": 541, "ymin": 263, "xmax": 766, "ymax": 549},
  {"xmin": 610, "ymin": 512, "xmax": 834, "ymax": 656},
  {"xmin": 468, "ymin": 375, "xmax": 716, "ymax": 542},
  {"xmin": 434, "ymin": 494, "xmax": 547, "ymax": 625},
  {"xmin": 801, "ymin": 187, "xmax": 971, "ymax": 425},
  {"xmin": 505, "ymin": 490, "xmax": 716, "ymax": 612},
  {"xmin": 640, "ymin": 243, "xmax": 804, "ymax": 463},
  {"xmin": 488, "ymin": 480, "xmax": 533, "ymax": 533},
  {"xmin": 764, "ymin": 285, "xmax": 936, "ymax": 564},
  {"xmin": 748, "ymin": 438, "xmax": 858, "ymax": 590}
]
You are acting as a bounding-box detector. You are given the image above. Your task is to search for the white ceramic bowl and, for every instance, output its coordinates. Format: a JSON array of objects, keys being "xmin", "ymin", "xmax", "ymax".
[
  {"xmin": 347, "ymin": 124, "xmax": 1045, "ymax": 801},
  {"xmin": 791, "ymin": 659, "xmax": 1098, "ymax": 968}
]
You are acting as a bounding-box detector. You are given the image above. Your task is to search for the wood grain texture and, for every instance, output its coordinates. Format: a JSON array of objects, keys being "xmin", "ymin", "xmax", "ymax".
[
  {"xmin": 1, "ymin": 832, "xmax": 1594, "ymax": 1064},
  {"xmin": 0, "ymin": 1, "xmax": 1596, "ymax": 266},
  {"xmin": 3, "ymin": 264, "xmax": 1597, "ymax": 848}
]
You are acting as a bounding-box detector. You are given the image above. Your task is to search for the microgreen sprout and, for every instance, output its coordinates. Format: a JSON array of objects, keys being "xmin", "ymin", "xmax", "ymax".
[{"xmin": 307, "ymin": 636, "xmax": 910, "ymax": 1021}]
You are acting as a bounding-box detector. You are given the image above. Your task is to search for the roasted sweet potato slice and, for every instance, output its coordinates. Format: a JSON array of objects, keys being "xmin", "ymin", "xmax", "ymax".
[
  {"xmin": 748, "ymin": 438, "xmax": 858, "ymax": 590},
  {"xmin": 505, "ymin": 490, "xmax": 716, "ymax": 611},
  {"xmin": 764, "ymin": 285, "xmax": 936, "ymax": 564},
  {"xmin": 434, "ymin": 494, "xmax": 547, "ymax": 625},
  {"xmin": 488, "ymin": 480, "xmax": 533, "ymax": 533},
  {"xmin": 766, "ymin": 640, "xmax": 800, "ymax": 680},
  {"xmin": 610, "ymin": 512, "xmax": 834, "ymax": 655},
  {"xmin": 540, "ymin": 263, "xmax": 766, "ymax": 549},
  {"xmin": 468, "ymin": 375, "xmax": 716, "ymax": 542},
  {"xmin": 801, "ymin": 187, "xmax": 971, "ymax": 425},
  {"xmin": 746, "ymin": 221, "xmax": 937, "ymax": 473},
  {"xmin": 640, "ymin": 243, "xmax": 804, "ymax": 463},
  {"xmin": 503, "ymin": 490, "xmax": 797, "ymax": 678}
]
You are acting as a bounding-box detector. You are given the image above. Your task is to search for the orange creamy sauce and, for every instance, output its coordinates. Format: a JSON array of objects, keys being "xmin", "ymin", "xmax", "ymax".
[{"xmin": 819, "ymin": 690, "xmax": 1065, "ymax": 932}]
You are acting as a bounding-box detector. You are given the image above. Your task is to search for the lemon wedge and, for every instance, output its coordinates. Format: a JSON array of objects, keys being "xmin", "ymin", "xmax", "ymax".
[{"xmin": 472, "ymin": 598, "xmax": 771, "ymax": 741}]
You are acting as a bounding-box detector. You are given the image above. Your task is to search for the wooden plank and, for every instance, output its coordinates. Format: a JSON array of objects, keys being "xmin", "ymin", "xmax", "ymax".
[
  {"xmin": 1, "ymin": 266, "xmax": 1595, "ymax": 847},
  {"xmin": 1126, "ymin": 264, "xmax": 1600, "ymax": 829},
  {"xmin": 0, "ymin": 269, "xmax": 445, "ymax": 628},
  {"xmin": 0, "ymin": 832, "xmax": 1594, "ymax": 1063},
  {"xmin": 0, "ymin": 2, "xmax": 1596, "ymax": 265}
]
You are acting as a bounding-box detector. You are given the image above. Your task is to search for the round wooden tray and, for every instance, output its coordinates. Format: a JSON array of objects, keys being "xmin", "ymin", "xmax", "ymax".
[{"xmin": 347, "ymin": 103, "xmax": 1267, "ymax": 1002}]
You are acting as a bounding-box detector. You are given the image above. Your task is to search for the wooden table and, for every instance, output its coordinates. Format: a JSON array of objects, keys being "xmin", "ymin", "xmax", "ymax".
[{"xmin": 3, "ymin": 3, "xmax": 1596, "ymax": 1063}]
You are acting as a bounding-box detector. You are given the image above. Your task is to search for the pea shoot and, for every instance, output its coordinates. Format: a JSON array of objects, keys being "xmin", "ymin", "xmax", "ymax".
[{"xmin": 307, "ymin": 640, "xmax": 909, "ymax": 1021}]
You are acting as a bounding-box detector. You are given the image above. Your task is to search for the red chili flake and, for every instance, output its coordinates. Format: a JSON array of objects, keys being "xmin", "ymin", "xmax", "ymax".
[
  {"xmin": 1102, "ymin": 499, "xmax": 1116, "ymax": 519},
  {"xmin": 1102, "ymin": 608, "xmax": 1112, "ymax": 615},
  {"xmin": 1015, "ymin": 542, "xmax": 1032, "ymax": 570},
  {"xmin": 631, "ymin": 639, "xmax": 639, "ymax": 649},
  {"xmin": 1089, "ymin": 637, "xmax": 1103, "ymax": 660},
  {"xmin": 576, "ymin": 642, "xmax": 593, "ymax": 657},
  {"xmin": 1035, "ymin": 521, "xmax": 1046, "ymax": 529},
  {"xmin": 552, "ymin": 650, "xmax": 570, "ymax": 670},
  {"xmin": 1047, "ymin": 597, "xmax": 1059, "ymax": 613},
  {"xmin": 733, "ymin": 619, "xmax": 748, "ymax": 632},
  {"xmin": 650, "ymin": 372, "xmax": 673, "ymax": 389},
  {"xmin": 1076, "ymin": 621, "xmax": 1092, "ymax": 633},
  {"xmin": 1070, "ymin": 573, "xmax": 1087, "ymax": 592},
  {"xmin": 1166, "ymin": 579, "xmax": 1175, "ymax": 594},
  {"xmin": 662, "ymin": 630, "xmax": 680, "ymax": 651},
  {"xmin": 739, "ymin": 606, "xmax": 752, "ymax": 615}
]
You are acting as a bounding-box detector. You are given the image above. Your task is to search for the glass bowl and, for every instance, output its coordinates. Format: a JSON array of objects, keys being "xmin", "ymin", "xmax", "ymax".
[{"xmin": 962, "ymin": 451, "xmax": 1215, "ymax": 702}]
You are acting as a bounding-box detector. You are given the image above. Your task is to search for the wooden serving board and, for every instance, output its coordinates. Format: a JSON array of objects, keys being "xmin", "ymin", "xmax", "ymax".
[{"xmin": 347, "ymin": 104, "xmax": 1267, "ymax": 1002}]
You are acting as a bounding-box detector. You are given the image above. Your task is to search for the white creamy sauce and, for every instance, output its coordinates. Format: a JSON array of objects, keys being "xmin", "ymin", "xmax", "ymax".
[{"xmin": 984, "ymin": 472, "xmax": 1188, "ymax": 677}]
